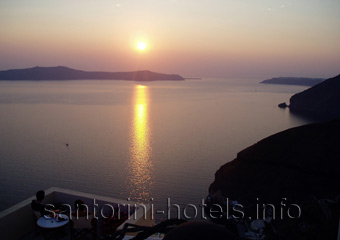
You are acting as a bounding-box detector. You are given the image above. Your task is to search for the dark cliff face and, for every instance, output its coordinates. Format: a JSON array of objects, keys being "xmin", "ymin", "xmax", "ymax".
[
  {"xmin": 209, "ymin": 119, "xmax": 340, "ymax": 239},
  {"xmin": 289, "ymin": 74, "xmax": 340, "ymax": 120},
  {"xmin": 210, "ymin": 119, "xmax": 340, "ymax": 203}
]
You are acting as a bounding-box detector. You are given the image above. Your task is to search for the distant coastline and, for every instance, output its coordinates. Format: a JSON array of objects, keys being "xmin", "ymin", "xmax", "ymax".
[
  {"xmin": 0, "ymin": 66, "xmax": 185, "ymax": 81},
  {"xmin": 260, "ymin": 77, "xmax": 325, "ymax": 86}
]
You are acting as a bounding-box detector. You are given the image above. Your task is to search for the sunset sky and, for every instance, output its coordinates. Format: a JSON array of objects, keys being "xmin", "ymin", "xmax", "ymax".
[{"xmin": 1, "ymin": 0, "xmax": 339, "ymax": 78}]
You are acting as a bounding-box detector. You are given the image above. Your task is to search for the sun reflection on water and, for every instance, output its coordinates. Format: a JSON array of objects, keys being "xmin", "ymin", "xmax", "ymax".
[{"xmin": 128, "ymin": 85, "xmax": 153, "ymax": 202}]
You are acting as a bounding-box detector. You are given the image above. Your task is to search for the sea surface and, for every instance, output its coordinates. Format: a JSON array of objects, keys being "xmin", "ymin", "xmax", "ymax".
[{"xmin": 0, "ymin": 78, "xmax": 311, "ymax": 221}]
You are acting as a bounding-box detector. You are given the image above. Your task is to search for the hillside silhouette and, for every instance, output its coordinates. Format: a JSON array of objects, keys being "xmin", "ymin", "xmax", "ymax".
[
  {"xmin": 0, "ymin": 66, "xmax": 184, "ymax": 81},
  {"xmin": 289, "ymin": 74, "xmax": 340, "ymax": 120}
]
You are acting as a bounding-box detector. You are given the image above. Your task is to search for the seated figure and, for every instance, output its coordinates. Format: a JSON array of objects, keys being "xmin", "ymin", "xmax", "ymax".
[{"xmin": 31, "ymin": 190, "xmax": 47, "ymax": 217}]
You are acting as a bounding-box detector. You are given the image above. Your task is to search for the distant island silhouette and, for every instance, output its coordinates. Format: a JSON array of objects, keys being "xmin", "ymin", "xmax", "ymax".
[
  {"xmin": 260, "ymin": 77, "xmax": 325, "ymax": 86},
  {"xmin": 0, "ymin": 66, "xmax": 184, "ymax": 81}
]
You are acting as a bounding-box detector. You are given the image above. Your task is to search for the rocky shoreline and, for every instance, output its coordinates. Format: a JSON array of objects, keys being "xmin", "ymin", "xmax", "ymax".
[
  {"xmin": 277, "ymin": 74, "xmax": 340, "ymax": 121},
  {"xmin": 289, "ymin": 74, "xmax": 340, "ymax": 120}
]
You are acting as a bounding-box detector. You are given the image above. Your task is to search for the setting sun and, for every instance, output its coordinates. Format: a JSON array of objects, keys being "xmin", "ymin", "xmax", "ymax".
[{"xmin": 137, "ymin": 41, "xmax": 147, "ymax": 51}]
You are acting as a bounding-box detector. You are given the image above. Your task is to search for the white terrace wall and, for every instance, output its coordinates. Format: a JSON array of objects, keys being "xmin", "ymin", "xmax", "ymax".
[{"xmin": 0, "ymin": 187, "xmax": 153, "ymax": 240}]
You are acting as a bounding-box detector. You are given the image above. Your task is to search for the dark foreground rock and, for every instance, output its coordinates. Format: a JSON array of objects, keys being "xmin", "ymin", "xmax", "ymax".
[
  {"xmin": 289, "ymin": 74, "xmax": 340, "ymax": 120},
  {"xmin": 278, "ymin": 102, "xmax": 288, "ymax": 109},
  {"xmin": 0, "ymin": 66, "xmax": 185, "ymax": 81},
  {"xmin": 209, "ymin": 119, "xmax": 340, "ymax": 239}
]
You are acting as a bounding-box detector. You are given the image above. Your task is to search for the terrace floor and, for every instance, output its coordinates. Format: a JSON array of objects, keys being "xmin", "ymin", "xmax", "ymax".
[{"xmin": 21, "ymin": 222, "xmax": 163, "ymax": 240}]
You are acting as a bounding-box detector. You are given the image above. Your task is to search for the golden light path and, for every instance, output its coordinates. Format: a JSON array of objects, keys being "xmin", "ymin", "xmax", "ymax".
[{"xmin": 128, "ymin": 85, "xmax": 153, "ymax": 202}]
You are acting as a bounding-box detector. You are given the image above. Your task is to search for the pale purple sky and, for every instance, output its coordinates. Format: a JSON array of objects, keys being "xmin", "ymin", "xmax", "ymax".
[{"xmin": 1, "ymin": 0, "xmax": 339, "ymax": 78}]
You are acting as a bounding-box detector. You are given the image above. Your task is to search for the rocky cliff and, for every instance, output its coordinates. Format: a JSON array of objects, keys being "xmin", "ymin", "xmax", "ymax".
[
  {"xmin": 289, "ymin": 74, "xmax": 340, "ymax": 120},
  {"xmin": 209, "ymin": 119, "xmax": 340, "ymax": 239},
  {"xmin": 210, "ymin": 119, "xmax": 340, "ymax": 202}
]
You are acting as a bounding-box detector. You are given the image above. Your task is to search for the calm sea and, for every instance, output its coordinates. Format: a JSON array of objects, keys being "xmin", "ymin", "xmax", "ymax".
[{"xmin": 0, "ymin": 78, "xmax": 311, "ymax": 221}]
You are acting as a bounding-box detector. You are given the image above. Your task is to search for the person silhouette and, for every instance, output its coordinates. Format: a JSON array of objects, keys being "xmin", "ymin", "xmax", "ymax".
[{"xmin": 31, "ymin": 190, "xmax": 47, "ymax": 216}]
